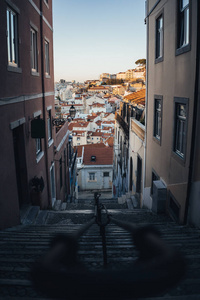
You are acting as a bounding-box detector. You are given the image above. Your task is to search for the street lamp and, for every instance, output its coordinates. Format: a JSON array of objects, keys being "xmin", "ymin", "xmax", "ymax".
[{"xmin": 69, "ymin": 104, "xmax": 76, "ymax": 119}]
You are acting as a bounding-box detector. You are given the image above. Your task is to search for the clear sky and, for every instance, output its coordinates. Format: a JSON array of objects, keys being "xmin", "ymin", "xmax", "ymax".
[{"xmin": 53, "ymin": 0, "xmax": 146, "ymax": 83}]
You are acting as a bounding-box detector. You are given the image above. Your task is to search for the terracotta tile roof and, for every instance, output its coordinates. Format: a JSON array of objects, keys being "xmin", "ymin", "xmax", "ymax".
[
  {"xmin": 123, "ymin": 89, "xmax": 146, "ymax": 106},
  {"xmin": 96, "ymin": 120, "xmax": 102, "ymax": 125},
  {"xmin": 105, "ymin": 136, "xmax": 114, "ymax": 147},
  {"xmin": 87, "ymin": 115, "xmax": 97, "ymax": 120},
  {"xmin": 75, "ymin": 143, "xmax": 106, "ymax": 158},
  {"xmin": 75, "ymin": 145, "xmax": 83, "ymax": 157},
  {"xmin": 89, "ymin": 103, "xmax": 105, "ymax": 107},
  {"xmin": 102, "ymin": 120, "xmax": 114, "ymax": 124},
  {"xmin": 102, "ymin": 126, "xmax": 112, "ymax": 131},
  {"xmin": 68, "ymin": 122, "xmax": 89, "ymax": 130},
  {"xmin": 83, "ymin": 145, "xmax": 113, "ymax": 165},
  {"xmin": 91, "ymin": 132, "xmax": 103, "ymax": 137}
]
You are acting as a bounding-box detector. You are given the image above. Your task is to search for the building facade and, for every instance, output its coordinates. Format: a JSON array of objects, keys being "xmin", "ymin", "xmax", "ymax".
[
  {"xmin": 0, "ymin": 0, "xmax": 70, "ymax": 229},
  {"xmin": 144, "ymin": 0, "xmax": 200, "ymax": 225}
]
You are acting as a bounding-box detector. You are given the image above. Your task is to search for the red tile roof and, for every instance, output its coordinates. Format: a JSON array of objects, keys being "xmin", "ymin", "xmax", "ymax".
[
  {"xmin": 123, "ymin": 89, "xmax": 146, "ymax": 106},
  {"xmin": 105, "ymin": 136, "xmax": 114, "ymax": 147},
  {"xmin": 83, "ymin": 145, "xmax": 113, "ymax": 165},
  {"xmin": 75, "ymin": 143, "xmax": 106, "ymax": 157},
  {"xmin": 68, "ymin": 122, "xmax": 89, "ymax": 131},
  {"xmin": 91, "ymin": 132, "xmax": 103, "ymax": 137}
]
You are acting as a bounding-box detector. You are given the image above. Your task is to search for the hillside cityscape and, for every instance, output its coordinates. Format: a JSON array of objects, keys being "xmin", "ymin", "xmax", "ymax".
[{"xmin": 1, "ymin": 0, "xmax": 200, "ymax": 299}]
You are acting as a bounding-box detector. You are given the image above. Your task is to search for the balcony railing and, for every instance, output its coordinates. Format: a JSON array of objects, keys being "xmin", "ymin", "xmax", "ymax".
[{"xmin": 115, "ymin": 112, "xmax": 129, "ymax": 138}]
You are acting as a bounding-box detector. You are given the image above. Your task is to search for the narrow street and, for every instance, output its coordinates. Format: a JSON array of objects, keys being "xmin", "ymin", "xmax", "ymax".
[{"xmin": 0, "ymin": 196, "xmax": 200, "ymax": 299}]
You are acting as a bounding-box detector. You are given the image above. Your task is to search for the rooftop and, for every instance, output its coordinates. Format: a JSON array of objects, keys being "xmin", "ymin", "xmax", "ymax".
[{"xmin": 123, "ymin": 89, "xmax": 146, "ymax": 106}]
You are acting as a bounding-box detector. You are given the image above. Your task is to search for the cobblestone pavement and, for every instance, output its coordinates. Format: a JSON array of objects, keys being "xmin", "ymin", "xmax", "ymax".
[{"xmin": 0, "ymin": 199, "xmax": 200, "ymax": 299}]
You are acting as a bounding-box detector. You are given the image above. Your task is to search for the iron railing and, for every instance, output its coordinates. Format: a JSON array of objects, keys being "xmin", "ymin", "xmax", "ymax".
[{"xmin": 32, "ymin": 193, "xmax": 186, "ymax": 299}]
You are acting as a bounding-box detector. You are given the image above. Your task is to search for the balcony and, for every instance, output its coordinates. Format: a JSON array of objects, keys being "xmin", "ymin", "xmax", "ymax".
[{"xmin": 115, "ymin": 112, "xmax": 129, "ymax": 138}]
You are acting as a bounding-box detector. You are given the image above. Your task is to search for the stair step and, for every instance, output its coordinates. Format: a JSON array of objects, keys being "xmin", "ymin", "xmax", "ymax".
[
  {"xmin": 21, "ymin": 206, "xmax": 40, "ymax": 225},
  {"xmin": 126, "ymin": 198, "xmax": 134, "ymax": 210},
  {"xmin": 53, "ymin": 199, "xmax": 62, "ymax": 210},
  {"xmin": 1, "ymin": 205, "xmax": 200, "ymax": 299}
]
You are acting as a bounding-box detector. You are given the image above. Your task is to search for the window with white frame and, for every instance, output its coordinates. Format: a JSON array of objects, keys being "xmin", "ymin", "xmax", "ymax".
[
  {"xmin": 35, "ymin": 116, "xmax": 42, "ymax": 155},
  {"xmin": 173, "ymin": 98, "xmax": 188, "ymax": 159},
  {"xmin": 36, "ymin": 138, "xmax": 42, "ymax": 155},
  {"xmin": 45, "ymin": 40, "xmax": 50, "ymax": 75},
  {"xmin": 89, "ymin": 173, "xmax": 95, "ymax": 181},
  {"xmin": 155, "ymin": 14, "xmax": 163, "ymax": 61},
  {"xmin": 47, "ymin": 110, "xmax": 52, "ymax": 141},
  {"xmin": 31, "ymin": 27, "xmax": 38, "ymax": 72},
  {"xmin": 7, "ymin": 7, "xmax": 19, "ymax": 66},
  {"xmin": 177, "ymin": 0, "xmax": 190, "ymax": 51}
]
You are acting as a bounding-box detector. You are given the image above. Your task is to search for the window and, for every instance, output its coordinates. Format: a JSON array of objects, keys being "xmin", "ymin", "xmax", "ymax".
[
  {"xmin": 155, "ymin": 14, "xmax": 163, "ymax": 62},
  {"xmin": 60, "ymin": 158, "xmax": 63, "ymax": 188},
  {"xmin": 153, "ymin": 97, "xmax": 162, "ymax": 143},
  {"xmin": 7, "ymin": 7, "xmax": 19, "ymax": 66},
  {"xmin": 176, "ymin": 0, "xmax": 190, "ymax": 54},
  {"xmin": 91, "ymin": 156, "xmax": 96, "ymax": 161},
  {"xmin": 89, "ymin": 173, "xmax": 95, "ymax": 181},
  {"xmin": 36, "ymin": 138, "xmax": 42, "ymax": 155},
  {"xmin": 45, "ymin": 40, "xmax": 50, "ymax": 75},
  {"xmin": 77, "ymin": 137, "xmax": 80, "ymax": 140},
  {"xmin": 173, "ymin": 98, "xmax": 188, "ymax": 159},
  {"xmin": 35, "ymin": 116, "xmax": 42, "ymax": 155},
  {"xmin": 104, "ymin": 172, "xmax": 109, "ymax": 177},
  {"xmin": 47, "ymin": 110, "xmax": 52, "ymax": 141},
  {"xmin": 31, "ymin": 27, "xmax": 38, "ymax": 72}
]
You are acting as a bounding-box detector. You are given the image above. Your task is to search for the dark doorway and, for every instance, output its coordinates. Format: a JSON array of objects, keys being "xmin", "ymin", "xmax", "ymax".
[
  {"xmin": 129, "ymin": 157, "xmax": 133, "ymax": 191},
  {"xmin": 136, "ymin": 155, "xmax": 142, "ymax": 193},
  {"xmin": 13, "ymin": 125, "xmax": 28, "ymax": 207}
]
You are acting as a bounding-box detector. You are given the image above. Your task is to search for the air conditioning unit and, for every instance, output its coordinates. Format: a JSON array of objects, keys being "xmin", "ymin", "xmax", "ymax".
[{"xmin": 152, "ymin": 180, "xmax": 167, "ymax": 213}]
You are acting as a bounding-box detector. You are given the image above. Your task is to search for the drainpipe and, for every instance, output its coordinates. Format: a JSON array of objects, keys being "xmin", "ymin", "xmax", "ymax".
[
  {"xmin": 143, "ymin": 0, "xmax": 149, "ymax": 207},
  {"xmin": 184, "ymin": 1, "xmax": 200, "ymax": 224},
  {"xmin": 40, "ymin": 0, "xmax": 51, "ymax": 207}
]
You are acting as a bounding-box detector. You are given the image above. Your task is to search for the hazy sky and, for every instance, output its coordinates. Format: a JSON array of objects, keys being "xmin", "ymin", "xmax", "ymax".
[{"xmin": 53, "ymin": 0, "xmax": 146, "ymax": 83}]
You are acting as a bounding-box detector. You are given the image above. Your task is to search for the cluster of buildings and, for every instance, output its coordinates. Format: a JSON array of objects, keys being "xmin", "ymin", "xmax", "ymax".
[{"xmin": 99, "ymin": 66, "xmax": 146, "ymax": 83}]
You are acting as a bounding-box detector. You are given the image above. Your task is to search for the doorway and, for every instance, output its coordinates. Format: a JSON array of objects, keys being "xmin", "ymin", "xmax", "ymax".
[
  {"xmin": 12, "ymin": 125, "xmax": 28, "ymax": 207},
  {"xmin": 136, "ymin": 155, "xmax": 142, "ymax": 193}
]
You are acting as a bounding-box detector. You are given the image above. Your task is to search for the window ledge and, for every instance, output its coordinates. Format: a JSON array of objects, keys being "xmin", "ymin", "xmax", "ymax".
[
  {"xmin": 36, "ymin": 151, "xmax": 44, "ymax": 163},
  {"xmin": 155, "ymin": 56, "xmax": 163, "ymax": 64},
  {"xmin": 175, "ymin": 44, "xmax": 191, "ymax": 56},
  {"xmin": 88, "ymin": 180, "xmax": 97, "ymax": 182},
  {"xmin": 48, "ymin": 139, "xmax": 54, "ymax": 148},
  {"xmin": 7, "ymin": 65, "xmax": 22, "ymax": 73},
  {"xmin": 171, "ymin": 151, "xmax": 185, "ymax": 166},
  {"xmin": 44, "ymin": 0, "xmax": 49, "ymax": 8},
  {"xmin": 153, "ymin": 136, "xmax": 161, "ymax": 146},
  {"xmin": 45, "ymin": 74, "xmax": 51, "ymax": 78},
  {"xmin": 31, "ymin": 71, "xmax": 40, "ymax": 77}
]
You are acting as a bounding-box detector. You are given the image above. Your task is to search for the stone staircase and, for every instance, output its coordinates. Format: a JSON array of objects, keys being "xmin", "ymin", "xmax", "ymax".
[
  {"xmin": 118, "ymin": 192, "xmax": 140, "ymax": 209},
  {"xmin": 0, "ymin": 199, "xmax": 200, "ymax": 299}
]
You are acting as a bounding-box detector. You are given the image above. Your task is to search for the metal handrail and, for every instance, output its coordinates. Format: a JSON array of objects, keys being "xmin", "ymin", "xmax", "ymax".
[{"xmin": 32, "ymin": 193, "xmax": 186, "ymax": 299}]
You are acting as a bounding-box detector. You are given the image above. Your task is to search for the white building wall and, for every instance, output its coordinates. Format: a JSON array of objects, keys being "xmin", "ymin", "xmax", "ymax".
[{"xmin": 79, "ymin": 165, "xmax": 113, "ymax": 191}]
